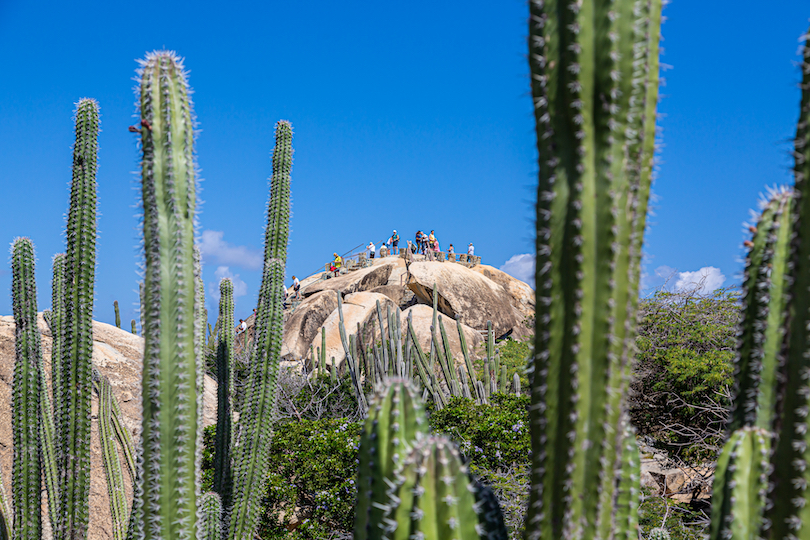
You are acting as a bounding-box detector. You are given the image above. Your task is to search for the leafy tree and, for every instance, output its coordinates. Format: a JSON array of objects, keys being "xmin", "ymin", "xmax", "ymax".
[{"xmin": 630, "ymin": 287, "xmax": 738, "ymax": 459}]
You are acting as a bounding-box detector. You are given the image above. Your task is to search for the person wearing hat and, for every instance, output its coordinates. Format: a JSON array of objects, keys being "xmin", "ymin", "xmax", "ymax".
[
  {"xmin": 391, "ymin": 229, "xmax": 400, "ymax": 255},
  {"xmin": 467, "ymin": 243, "xmax": 474, "ymax": 256}
]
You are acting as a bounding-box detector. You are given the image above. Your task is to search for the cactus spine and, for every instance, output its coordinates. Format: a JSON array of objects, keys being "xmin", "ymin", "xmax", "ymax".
[
  {"xmin": 214, "ymin": 278, "xmax": 235, "ymax": 506},
  {"xmin": 227, "ymin": 120, "xmax": 292, "ymax": 540},
  {"xmin": 11, "ymin": 238, "xmax": 43, "ymax": 540},
  {"xmin": 527, "ymin": 1, "xmax": 661, "ymax": 539},
  {"xmin": 57, "ymin": 97, "xmax": 99, "ymax": 540},
  {"xmin": 135, "ymin": 51, "xmax": 200, "ymax": 540},
  {"xmin": 200, "ymin": 492, "xmax": 223, "ymax": 540}
]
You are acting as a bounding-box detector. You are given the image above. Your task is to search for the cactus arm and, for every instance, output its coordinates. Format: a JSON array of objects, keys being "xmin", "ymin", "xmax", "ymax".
[
  {"xmin": 40, "ymin": 360, "xmax": 59, "ymax": 531},
  {"xmin": 709, "ymin": 428, "xmax": 769, "ymax": 540},
  {"xmin": 375, "ymin": 300, "xmax": 390, "ymax": 373},
  {"xmin": 767, "ymin": 30, "xmax": 810, "ymax": 538},
  {"xmin": 355, "ymin": 380, "xmax": 428, "ymax": 540},
  {"xmin": 11, "ymin": 237, "xmax": 43, "ymax": 540},
  {"xmin": 57, "ymin": 98, "xmax": 99, "ymax": 540},
  {"xmin": 199, "ymin": 492, "xmax": 223, "ymax": 540},
  {"xmin": 97, "ymin": 374, "xmax": 129, "ymax": 540},
  {"xmin": 136, "ymin": 51, "xmax": 200, "ymax": 540},
  {"xmin": 456, "ymin": 319, "xmax": 482, "ymax": 402},
  {"xmin": 214, "ymin": 279, "xmax": 235, "ymax": 504},
  {"xmin": 227, "ymin": 120, "xmax": 292, "ymax": 540},
  {"xmin": 50, "ymin": 253, "xmax": 66, "ymax": 441}
]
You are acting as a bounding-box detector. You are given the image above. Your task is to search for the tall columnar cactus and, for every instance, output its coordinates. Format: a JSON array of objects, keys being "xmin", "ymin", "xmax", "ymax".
[
  {"xmin": 57, "ymin": 97, "xmax": 99, "ymax": 540},
  {"xmin": 228, "ymin": 120, "xmax": 292, "ymax": 540},
  {"xmin": 97, "ymin": 374, "xmax": 128, "ymax": 540},
  {"xmin": 51, "ymin": 253, "xmax": 66, "ymax": 420},
  {"xmin": 765, "ymin": 29, "xmax": 810, "ymax": 540},
  {"xmin": 214, "ymin": 278, "xmax": 235, "ymax": 506},
  {"xmin": 728, "ymin": 189, "xmax": 793, "ymax": 434},
  {"xmin": 381, "ymin": 435, "xmax": 507, "ymax": 540},
  {"xmin": 11, "ymin": 238, "xmax": 43, "ymax": 540},
  {"xmin": 527, "ymin": 1, "xmax": 662, "ymax": 539},
  {"xmin": 135, "ymin": 51, "xmax": 200, "ymax": 540},
  {"xmin": 199, "ymin": 493, "xmax": 223, "ymax": 540},
  {"xmin": 354, "ymin": 379, "xmax": 428, "ymax": 540},
  {"xmin": 114, "ymin": 300, "xmax": 121, "ymax": 328}
]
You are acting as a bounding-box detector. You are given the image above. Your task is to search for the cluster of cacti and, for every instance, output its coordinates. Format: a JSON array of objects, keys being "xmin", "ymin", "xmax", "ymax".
[{"xmin": 333, "ymin": 285, "xmax": 521, "ymax": 413}]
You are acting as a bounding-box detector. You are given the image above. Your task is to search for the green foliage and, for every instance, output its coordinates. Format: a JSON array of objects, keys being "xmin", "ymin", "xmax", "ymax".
[
  {"xmin": 259, "ymin": 418, "xmax": 361, "ymax": 539},
  {"xmin": 637, "ymin": 489, "xmax": 703, "ymax": 540},
  {"xmin": 630, "ymin": 288, "xmax": 737, "ymax": 458},
  {"xmin": 427, "ymin": 395, "xmax": 530, "ymax": 474},
  {"xmin": 475, "ymin": 339, "xmax": 529, "ymax": 393}
]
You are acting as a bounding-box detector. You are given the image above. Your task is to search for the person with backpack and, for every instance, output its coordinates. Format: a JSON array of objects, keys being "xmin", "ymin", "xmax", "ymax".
[{"xmin": 391, "ymin": 230, "xmax": 400, "ymax": 254}]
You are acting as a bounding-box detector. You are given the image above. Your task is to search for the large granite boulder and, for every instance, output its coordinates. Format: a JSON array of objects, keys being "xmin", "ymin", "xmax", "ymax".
[
  {"xmin": 312, "ymin": 292, "xmax": 399, "ymax": 371},
  {"xmin": 0, "ymin": 315, "xmax": 217, "ymax": 540},
  {"xmin": 301, "ymin": 260, "xmax": 398, "ymax": 299},
  {"xmin": 281, "ymin": 290, "xmax": 339, "ymax": 361},
  {"xmin": 470, "ymin": 264, "xmax": 535, "ymax": 321},
  {"xmin": 401, "ymin": 305, "xmax": 482, "ymax": 364},
  {"xmin": 406, "ymin": 261, "xmax": 519, "ymax": 338}
]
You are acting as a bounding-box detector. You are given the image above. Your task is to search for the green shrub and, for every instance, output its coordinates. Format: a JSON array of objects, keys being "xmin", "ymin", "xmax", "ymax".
[
  {"xmin": 630, "ymin": 288, "xmax": 737, "ymax": 459},
  {"xmin": 257, "ymin": 418, "xmax": 361, "ymax": 539},
  {"xmin": 428, "ymin": 394, "xmax": 530, "ymax": 474},
  {"xmin": 638, "ymin": 488, "xmax": 706, "ymax": 540}
]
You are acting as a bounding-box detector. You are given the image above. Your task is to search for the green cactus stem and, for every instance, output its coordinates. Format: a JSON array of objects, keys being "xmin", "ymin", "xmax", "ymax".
[
  {"xmin": 135, "ymin": 51, "xmax": 200, "ymax": 540},
  {"xmin": 97, "ymin": 373, "xmax": 129, "ymax": 540},
  {"xmin": 527, "ymin": 1, "xmax": 662, "ymax": 539},
  {"xmin": 11, "ymin": 238, "xmax": 43, "ymax": 540},
  {"xmin": 200, "ymin": 492, "xmax": 223, "ymax": 540},
  {"xmin": 381, "ymin": 435, "xmax": 504, "ymax": 540},
  {"xmin": 649, "ymin": 529, "xmax": 670, "ymax": 540},
  {"xmin": 57, "ymin": 97, "xmax": 99, "ymax": 540},
  {"xmin": 114, "ymin": 300, "xmax": 121, "ymax": 328},
  {"xmin": 354, "ymin": 379, "xmax": 428, "ymax": 540},
  {"xmin": 228, "ymin": 120, "xmax": 292, "ymax": 540},
  {"xmin": 214, "ymin": 278, "xmax": 235, "ymax": 505},
  {"xmin": 336, "ymin": 292, "xmax": 368, "ymax": 412},
  {"xmin": 709, "ymin": 427, "xmax": 769, "ymax": 540},
  {"xmin": 729, "ymin": 189, "xmax": 793, "ymax": 433},
  {"xmin": 40, "ymin": 358, "xmax": 59, "ymax": 532},
  {"xmin": 131, "ymin": 320, "xmax": 137, "ymax": 335},
  {"xmin": 765, "ymin": 29, "xmax": 810, "ymax": 540}
]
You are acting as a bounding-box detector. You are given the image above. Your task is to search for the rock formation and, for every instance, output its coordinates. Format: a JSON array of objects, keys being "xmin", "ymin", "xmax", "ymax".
[
  {"xmin": 0, "ymin": 315, "xmax": 217, "ymax": 540},
  {"xmin": 279, "ymin": 256, "xmax": 535, "ymax": 370}
]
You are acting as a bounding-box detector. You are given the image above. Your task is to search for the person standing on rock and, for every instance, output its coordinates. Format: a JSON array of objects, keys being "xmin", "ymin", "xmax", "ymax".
[
  {"xmin": 448, "ymin": 244, "xmax": 454, "ymax": 255},
  {"xmin": 292, "ymin": 275, "xmax": 301, "ymax": 299},
  {"xmin": 468, "ymin": 243, "xmax": 474, "ymax": 256},
  {"xmin": 391, "ymin": 230, "xmax": 400, "ymax": 255},
  {"xmin": 367, "ymin": 241, "xmax": 376, "ymax": 259},
  {"xmin": 331, "ymin": 252, "xmax": 342, "ymax": 277}
]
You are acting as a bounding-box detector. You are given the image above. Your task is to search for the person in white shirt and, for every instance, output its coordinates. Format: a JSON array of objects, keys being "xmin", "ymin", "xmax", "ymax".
[
  {"xmin": 367, "ymin": 241, "xmax": 376, "ymax": 259},
  {"xmin": 468, "ymin": 243, "xmax": 474, "ymax": 256},
  {"xmin": 292, "ymin": 275, "xmax": 301, "ymax": 299},
  {"xmin": 236, "ymin": 319, "xmax": 247, "ymax": 334}
]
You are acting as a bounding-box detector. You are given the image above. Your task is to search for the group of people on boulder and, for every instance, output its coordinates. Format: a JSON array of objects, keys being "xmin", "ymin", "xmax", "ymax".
[{"xmin": 411, "ymin": 230, "xmax": 474, "ymax": 261}]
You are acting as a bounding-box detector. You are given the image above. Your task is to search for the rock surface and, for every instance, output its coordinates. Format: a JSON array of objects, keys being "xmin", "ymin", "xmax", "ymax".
[
  {"xmin": 406, "ymin": 261, "xmax": 519, "ymax": 338},
  {"xmin": 0, "ymin": 315, "xmax": 217, "ymax": 540},
  {"xmin": 301, "ymin": 261, "xmax": 397, "ymax": 299},
  {"xmin": 278, "ymin": 257, "xmax": 536, "ymax": 367},
  {"xmin": 281, "ymin": 290, "xmax": 339, "ymax": 361}
]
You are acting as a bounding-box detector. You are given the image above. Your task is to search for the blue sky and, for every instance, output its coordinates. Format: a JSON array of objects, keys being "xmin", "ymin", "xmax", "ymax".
[{"xmin": 0, "ymin": 1, "xmax": 807, "ymax": 327}]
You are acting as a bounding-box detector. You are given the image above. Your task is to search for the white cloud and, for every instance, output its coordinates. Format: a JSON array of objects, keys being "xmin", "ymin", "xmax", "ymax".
[
  {"xmin": 209, "ymin": 266, "xmax": 248, "ymax": 301},
  {"xmin": 500, "ymin": 253, "xmax": 535, "ymax": 288},
  {"xmin": 674, "ymin": 266, "xmax": 726, "ymax": 294},
  {"xmin": 199, "ymin": 230, "xmax": 262, "ymax": 270}
]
